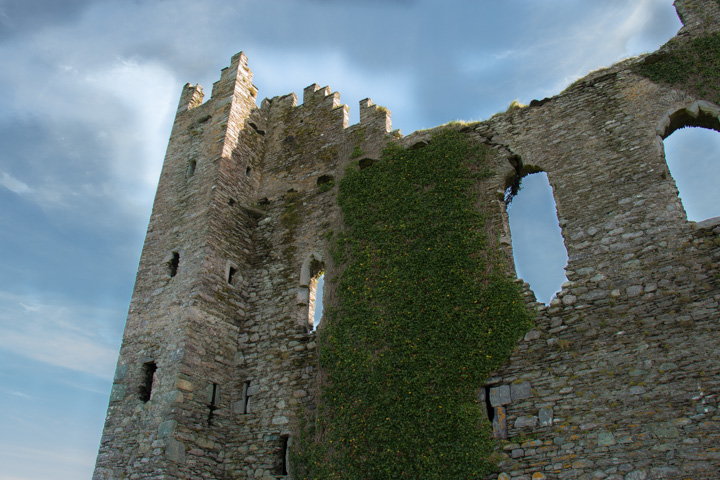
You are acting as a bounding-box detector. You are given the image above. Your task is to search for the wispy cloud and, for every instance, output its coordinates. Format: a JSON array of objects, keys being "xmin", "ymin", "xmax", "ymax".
[
  {"xmin": 0, "ymin": 172, "xmax": 32, "ymax": 195},
  {"xmin": 10, "ymin": 391, "xmax": 32, "ymax": 399},
  {"xmin": 0, "ymin": 292, "xmax": 122, "ymax": 379}
]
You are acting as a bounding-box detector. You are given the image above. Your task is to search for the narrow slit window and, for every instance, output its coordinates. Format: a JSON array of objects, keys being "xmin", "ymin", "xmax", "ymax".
[
  {"xmin": 228, "ymin": 266, "xmax": 237, "ymax": 285},
  {"xmin": 483, "ymin": 386, "xmax": 494, "ymax": 422},
  {"xmin": 310, "ymin": 273, "xmax": 324, "ymax": 330},
  {"xmin": 168, "ymin": 252, "xmax": 180, "ymax": 277},
  {"xmin": 139, "ymin": 361, "xmax": 157, "ymax": 403},
  {"xmin": 280, "ymin": 435, "xmax": 290, "ymax": 476},
  {"xmin": 208, "ymin": 382, "xmax": 218, "ymax": 425},
  {"xmin": 506, "ymin": 172, "xmax": 568, "ymax": 304},
  {"xmin": 242, "ymin": 380, "xmax": 252, "ymax": 414},
  {"xmin": 186, "ymin": 159, "xmax": 197, "ymax": 178}
]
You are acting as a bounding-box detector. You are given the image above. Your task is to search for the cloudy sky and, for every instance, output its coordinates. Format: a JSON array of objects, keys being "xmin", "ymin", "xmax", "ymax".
[{"xmin": 2, "ymin": 1, "xmax": 717, "ymax": 478}]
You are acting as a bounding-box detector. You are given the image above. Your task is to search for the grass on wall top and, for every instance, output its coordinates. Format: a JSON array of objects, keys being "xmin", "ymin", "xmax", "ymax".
[
  {"xmin": 635, "ymin": 33, "xmax": 720, "ymax": 105},
  {"xmin": 292, "ymin": 130, "xmax": 533, "ymax": 480}
]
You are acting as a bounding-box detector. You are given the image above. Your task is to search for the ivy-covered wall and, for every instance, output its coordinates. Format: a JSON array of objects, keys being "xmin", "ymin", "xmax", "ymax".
[
  {"xmin": 293, "ymin": 130, "xmax": 532, "ymax": 480},
  {"xmin": 635, "ymin": 33, "xmax": 720, "ymax": 105}
]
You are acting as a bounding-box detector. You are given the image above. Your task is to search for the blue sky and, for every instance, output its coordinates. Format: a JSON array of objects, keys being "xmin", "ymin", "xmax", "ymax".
[{"xmin": 1, "ymin": 1, "xmax": 713, "ymax": 478}]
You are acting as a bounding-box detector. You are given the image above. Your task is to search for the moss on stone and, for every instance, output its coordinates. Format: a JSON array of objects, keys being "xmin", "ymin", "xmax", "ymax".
[{"xmin": 635, "ymin": 33, "xmax": 720, "ymax": 104}]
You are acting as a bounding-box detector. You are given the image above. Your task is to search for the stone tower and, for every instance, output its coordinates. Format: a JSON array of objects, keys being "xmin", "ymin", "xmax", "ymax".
[
  {"xmin": 96, "ymin": 1, "xmax": 720, "ymax": 478},
  {"xmin": 93, "ymin": 52, "xmax": 392, "ymax": 479}
]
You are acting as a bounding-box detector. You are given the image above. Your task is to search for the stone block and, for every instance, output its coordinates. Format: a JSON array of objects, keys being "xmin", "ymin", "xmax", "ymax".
[
  {"xmin": 598, "ymin": 431, "xmax": 616, "ymax": 447},
  {"xmin": 165, "ymin": 438, "xmax": 186, "ymax": 464},
  {"xmin": 113, "ymin": 364, "xmax": 129, "ymax": 382},
  {"xmin": 109, "ymin": 384, "xmax": 126, "ymax": 403},
  {"xmin": 539, "ymin": 407, "xmax": 554, "ymax": 426},
  {"xmin": 490, "ymin": 385, "xmax": 511, "ymax": 406},
  {"xmin": 514, "ymin": 416, "xmax": 538, "ymax": 429},
  {"xmin": 493, "ymin": 406, "xmax": 507, "ymax": 439},
  {"xmin": 511, "ymin": 381, "xmax": 532, "ymax": 401},
  {"xmin": 158, "ymin": 420, "xmax": 177, "ymax": 438},
  {"xmin": 176, "ymin": 379, "xmax": 194, "ymax": 391}
]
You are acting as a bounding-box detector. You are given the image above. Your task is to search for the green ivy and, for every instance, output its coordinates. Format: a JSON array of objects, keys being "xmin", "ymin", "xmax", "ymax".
[
  {"xmin": 635, "ymin": 33, "xmax": 720, "ymax": 104},
  {"xmin": 293, "ymin": 130, "xmax": 532, "ymax": 480}
]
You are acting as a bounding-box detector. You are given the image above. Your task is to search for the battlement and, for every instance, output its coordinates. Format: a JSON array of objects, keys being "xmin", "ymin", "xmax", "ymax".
[{"xmin": 177, "ymin": 83, "xmax": 204, "ymax": 113}]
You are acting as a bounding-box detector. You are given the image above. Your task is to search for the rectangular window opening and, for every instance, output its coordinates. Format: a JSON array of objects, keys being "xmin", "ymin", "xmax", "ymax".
[
  {"xmin": 168, "ymin": 252, "xmax": 180, "ymax": 277},
  {"xmin": 484, "ymin": 385, "xmax": 494, "ymax": 422},
  {"xmin": 228, "ymin": 266, "xmax": 237, "ymax": 285},
  {"xmin": 280, "ymin": 435, "xmax": 290, "ymax": 476},
  {"xmin": 139, "ymin": 361, "xmax": 157, "ymax": 403},
  {"xmin": 242, "ymin": 380, "xmax": 252, "ymax": 414}
]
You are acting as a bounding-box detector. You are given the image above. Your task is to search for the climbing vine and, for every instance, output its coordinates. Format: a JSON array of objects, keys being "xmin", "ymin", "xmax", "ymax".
[
  {"xmin": 635, "ymin": 33, "xmax": 720, "ymax": 104},
  {"xmin": 292, "ymin": 130, "xmax": 532, "ymax": 480}
]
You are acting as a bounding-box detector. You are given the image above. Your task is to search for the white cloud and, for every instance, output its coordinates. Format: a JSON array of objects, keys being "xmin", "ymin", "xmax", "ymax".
[
  {"xmin": 0, "ymin": 292, "xmax": 122, "ymax": 379},
  {"xmin": 0, "ymin": 172, "xmax": 32, "ymax": 195}
]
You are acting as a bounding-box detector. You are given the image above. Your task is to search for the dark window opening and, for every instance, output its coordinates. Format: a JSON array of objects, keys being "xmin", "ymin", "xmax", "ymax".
[
  {"xmin": 228, "ymin": 266, "xmax": 237, "ymax": 284},
  {"xmin": 245, "ymin": 166, "xmax": 252, "ymax": 178},
  {"xmin": 186, "ymin": 159, "xmax": 197, "ymax": 178},
  {"xmin": 207, "ymin": 382, "xmax": 218, "ymax": 426},
  {"xmin": 316, "ymin": 174, "xmax": 333, "ymax": 185},
  {"xmin": 248, "ymin": 121, "xmax": 265, "ymax": 136},
  {"xmin": 358, "ymin": 158, "xmax": 377, "ymax": 170},
  {"xmin": 506, "ymin": 171, "xmax": 568, "ymax": 304},
  {"xmin": 168, "ymin": 251, "xmax": 180, "ymax": 277},
  {"xmin": 228, "ymin": 266, "xmax": 237, "ymax": 285},
  {"xmin": 139, "ymin": 361, "xmax": 157, "ymax": 403},
  {"xmin": 280, "ymin": 435, "xmax": 290, "ymax": 476},
  {"xmin": 228, "ymin": 198, "xmax": 236, "ymax": 206},
  {"xmin": 242, "ymin": 380, "xmax": 252, "ymax": 414},
  {"xmin": 484, "ymin": 386, "xmax": 495, "ymax": 422}
]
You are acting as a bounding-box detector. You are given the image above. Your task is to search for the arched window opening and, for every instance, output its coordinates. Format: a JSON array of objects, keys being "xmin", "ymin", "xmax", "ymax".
[
  {"xmin": 663, "ymin": 126, "xmax": 720, "ymax": 222},
  {"xmin": 506, "ymin": 172, "xmax": 568, "ymax": 304},
  {"xmin": 186, "ymin": 159, "xmax": 196, "ymax": 178},
  {"xmin": 298, "ymin": 253, "xmax": 325, "ymax": 331},
  {"xmin": 310, "ymin": 273, "xmax": 325, "ymax": 330}
]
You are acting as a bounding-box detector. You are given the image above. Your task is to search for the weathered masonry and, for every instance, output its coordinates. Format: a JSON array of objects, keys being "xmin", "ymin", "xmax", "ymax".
[{"xmin": 94, "ymin": 1, "xmax": 720, "ymax": 479}]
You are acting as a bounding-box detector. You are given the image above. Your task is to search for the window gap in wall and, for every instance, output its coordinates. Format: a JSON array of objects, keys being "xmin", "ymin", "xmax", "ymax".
[
  {"xmin": 242, "ymin": 380, "xmax": 252, "ymax": 414},
  {"xmin": 168, "ymin": 252, "xmax": 180, "ymax": 277},
  {"xmin": 228, "ymin": 266, "xmax": 237, "ymax": 285},
  {"xmin": 139, "ymin": 361, "xmax": 157, "ymax": 402},
  {"xmin": 484, "ymin": 386, "xmax": 494, "ymax": 422},
  {"xmin": 280, "ymin": 435, "xmax": 290, "ymax": 476},
  {"xmin": 663, "ymin": 126, "xmax": 720, "ymax": 222},
  {"xmin": 207, "ymin": 382, "xmax": 218, "ymax": 425},
  {"xmin": 186, "ymin": 159, "xmax": 196, "ymax": 178},
  {"xmin": 506, "ymin": 172, "xmax": 568, "ymax": 304},
  {"xmin": 312, "ymin": 273, "xmax": 324, "ymax": 330}
]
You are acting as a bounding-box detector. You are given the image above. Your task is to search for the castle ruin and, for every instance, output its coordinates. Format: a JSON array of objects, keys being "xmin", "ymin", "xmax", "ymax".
[{"xmin": 94, "ymin": 1, "xmax": 720, "ymax": 478}]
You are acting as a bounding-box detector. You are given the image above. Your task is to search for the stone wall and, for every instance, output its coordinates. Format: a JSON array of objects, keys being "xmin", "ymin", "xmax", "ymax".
[{"xmin": 95, "ymin": 1, "xmax": 720, "ymax": 478}]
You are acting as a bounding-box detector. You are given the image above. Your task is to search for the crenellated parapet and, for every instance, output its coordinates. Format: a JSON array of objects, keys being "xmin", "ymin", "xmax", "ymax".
[
  {"xmin": 177, "ymin": 83, "xmax": 204, "ymax": 113},
  {"xmin": 359, "ymin": 97, "xmax": 392, "ymax": 133}
]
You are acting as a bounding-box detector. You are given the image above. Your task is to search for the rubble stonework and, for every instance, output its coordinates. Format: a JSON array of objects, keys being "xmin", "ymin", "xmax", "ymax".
[{"xmin": 94, "ymin": 2, "xmax": 720, "ymax": 479}]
